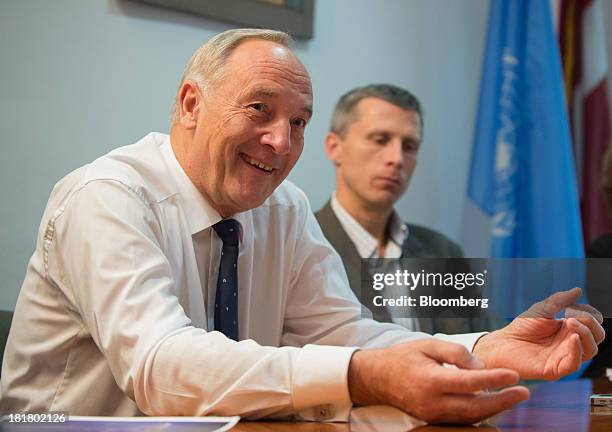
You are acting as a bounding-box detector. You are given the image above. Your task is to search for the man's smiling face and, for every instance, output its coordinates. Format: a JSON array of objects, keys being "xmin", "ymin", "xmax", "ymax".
[{"xmin": 187, "ymin": 39, "xmax": 313, "ymax": 217}]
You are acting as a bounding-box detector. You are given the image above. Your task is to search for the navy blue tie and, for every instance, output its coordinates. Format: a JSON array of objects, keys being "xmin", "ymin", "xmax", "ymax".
[{"xmin": 213, "ymin": 219, "xmax": 240, "ymax": 340}]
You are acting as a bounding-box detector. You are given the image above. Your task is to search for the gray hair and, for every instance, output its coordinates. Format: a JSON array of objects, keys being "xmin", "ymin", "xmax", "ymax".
[
  {"xmin": 330, "ymin": 84, "xmax": 424, "ymax": 138},
  {"xmin": 170, "ymin": 28, "xmax": 293, "ymax": 124}
]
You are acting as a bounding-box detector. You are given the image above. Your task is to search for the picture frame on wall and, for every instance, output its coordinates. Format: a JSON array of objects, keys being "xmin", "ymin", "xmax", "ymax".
[{"xmin": 131, "ymin": 0, "xmax": 314, "ymax": 39}]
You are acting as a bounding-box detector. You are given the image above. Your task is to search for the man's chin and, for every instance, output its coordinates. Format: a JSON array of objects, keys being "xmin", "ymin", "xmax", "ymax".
[
  {"xmin": 229, "ymin": 191, "xmax": 273, "ymax": 214},
  {"xmin": 369, "ymin": 192, "xmax": 399, "ymax": 209}
]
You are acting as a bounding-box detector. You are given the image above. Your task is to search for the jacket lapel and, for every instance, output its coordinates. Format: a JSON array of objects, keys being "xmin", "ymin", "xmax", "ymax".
[{"xmin": 315, "ymin": 202, "xmax": 392, "ymax": 322}]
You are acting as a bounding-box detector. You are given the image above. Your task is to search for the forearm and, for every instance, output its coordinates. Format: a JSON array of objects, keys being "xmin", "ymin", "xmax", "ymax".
[
  {"xmin": 135, "ymin": 330, "xmax": 358, "ymax": 420},
  {"xmin": 347, "ymin": 350, "xmax": 385, "ymax": 407}
]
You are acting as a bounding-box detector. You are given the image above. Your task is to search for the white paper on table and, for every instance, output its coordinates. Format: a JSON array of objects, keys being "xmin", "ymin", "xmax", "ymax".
[{"xmin": 68, "ymin": 415, "xmax": 240, "ymax": 432}]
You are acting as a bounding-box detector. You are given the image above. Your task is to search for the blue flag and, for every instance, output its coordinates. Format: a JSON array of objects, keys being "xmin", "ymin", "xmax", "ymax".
[
  {"xmin": 466, "ymin": 0, "xmax": 587, "ymax": 379},
  {"xmin": 468, "ymin": 0, "xmax": 584, "ymax": 259}
]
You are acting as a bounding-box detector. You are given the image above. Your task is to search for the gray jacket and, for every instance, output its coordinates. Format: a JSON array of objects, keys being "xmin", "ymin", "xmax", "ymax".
[{"xmin": 315, "ymin": 201, "xmax": 493, "ymax": 335}]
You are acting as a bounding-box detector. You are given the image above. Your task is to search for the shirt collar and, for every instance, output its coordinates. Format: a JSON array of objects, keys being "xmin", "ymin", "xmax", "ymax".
[
  {"xmin": 330, "ymin": 193, "xmax": 408, "ymax": 258},
  {"xmin": 388, "ymin": 211, "xmax": 409, "ymax": 247},
  {"xmin": 161, "ymin": 136, "xmax": 244, "ymax": 240}
]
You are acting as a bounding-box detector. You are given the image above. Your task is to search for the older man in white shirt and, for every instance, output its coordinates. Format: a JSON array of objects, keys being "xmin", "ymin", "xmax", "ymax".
[{"xmin": 1, "ymin": 29, "xmax": 605, "ymax": 425}]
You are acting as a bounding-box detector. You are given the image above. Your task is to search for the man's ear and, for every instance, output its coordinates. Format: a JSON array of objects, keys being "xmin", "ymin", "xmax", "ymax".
[
  {"xmin": 325, "ymin": 132, "xmax": 343, "ymax": 166},
  {"xmin": 177, "ymin": 80, "xmax": 201, "ymax": 129}
]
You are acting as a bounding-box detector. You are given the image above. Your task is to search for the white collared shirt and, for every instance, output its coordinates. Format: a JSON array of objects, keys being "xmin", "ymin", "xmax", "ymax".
[
  {"xmin": 330, "ymin": 194, "xmax": 408, "ymax": 259},
  {"xmin": 1, "ymin": 133, "xmax": 483, "ymax": 420},
  {"xmin": 330, "ymin": 195, "xmax": 421, "ymax": 331}
]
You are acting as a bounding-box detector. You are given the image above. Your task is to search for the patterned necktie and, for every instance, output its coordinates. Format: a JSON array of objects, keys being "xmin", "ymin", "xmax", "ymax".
[{"xmin": 212, "ymin": 219, "xmax": 240, "ymax": 340}]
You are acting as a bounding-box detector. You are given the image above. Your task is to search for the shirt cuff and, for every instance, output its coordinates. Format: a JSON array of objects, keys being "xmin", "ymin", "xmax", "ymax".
[
  {"xmin": 433, "ymin": 332, "xmax": 488, "ymax": 353},
  {"xmin": 292, "ymin": 344, "xmax": 358, "ymax": 422}
]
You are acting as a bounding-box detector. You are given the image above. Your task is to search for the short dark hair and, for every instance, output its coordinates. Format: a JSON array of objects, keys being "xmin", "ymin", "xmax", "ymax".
[{"xmin": 330, "ymin": 84, "xmax": 423, "ymax": 138}]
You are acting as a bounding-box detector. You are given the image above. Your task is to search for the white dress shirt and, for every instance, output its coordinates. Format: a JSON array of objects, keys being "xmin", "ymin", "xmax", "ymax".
[
  {"xmin": 330, "ymin": 193, "xmax": 408, "ymax": 260},
  {"xmin": 1, "ymin": 133, "xmax": 483, "ymax": 421},
  {"xmin": 330, "ymin": 195, "xmax": 421, "ymax": 331}
]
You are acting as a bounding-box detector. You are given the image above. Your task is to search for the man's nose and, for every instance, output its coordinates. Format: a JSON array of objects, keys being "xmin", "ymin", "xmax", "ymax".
[
  {"xmin": 385, "ymin": 141, "xmax": 404, "ymax": 168},
  {"xmin": 260, "ymin": 119, "xmax": 291, "ymax": 155}
]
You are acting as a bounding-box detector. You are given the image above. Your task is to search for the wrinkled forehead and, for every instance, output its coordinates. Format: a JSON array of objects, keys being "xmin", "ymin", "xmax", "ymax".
[{"xmin": 223, "ymin": 39, "xmax": 312, "ymax": 97}]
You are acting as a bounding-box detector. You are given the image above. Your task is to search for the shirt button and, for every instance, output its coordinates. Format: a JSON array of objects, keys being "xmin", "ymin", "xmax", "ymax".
[{"xmin": 314, "ymin": 404, "xmax": 335, "ymax": 421}]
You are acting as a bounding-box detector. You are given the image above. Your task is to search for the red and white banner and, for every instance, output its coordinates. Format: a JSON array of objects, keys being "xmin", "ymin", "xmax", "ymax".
[{"xmin": 559, "ymin": 0, "xmax": 612, "ymax": 247}]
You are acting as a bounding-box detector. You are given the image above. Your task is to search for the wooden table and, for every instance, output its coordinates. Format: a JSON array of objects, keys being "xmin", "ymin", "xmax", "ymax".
[{"xmin": 232, "ymin": 379, "xmax": 612, "ymax": 431}]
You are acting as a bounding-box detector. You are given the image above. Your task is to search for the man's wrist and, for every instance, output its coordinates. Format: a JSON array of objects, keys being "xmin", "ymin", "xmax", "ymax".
[
  {"xmin": 472, "ymin": 330, "xmax": 502, "ymax": 368},
  {"xmin": 347, "ymin": 349, "xmax": 383, "ymax": 407}
]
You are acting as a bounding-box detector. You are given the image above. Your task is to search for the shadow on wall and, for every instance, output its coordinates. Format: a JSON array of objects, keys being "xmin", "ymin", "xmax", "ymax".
[
  {"xmin": 106, "ymin": 0, "xmax": 313, "ymax": 51},
  {"xmin": 107, "ymin": 0, "xmax": 230, "ymax": 33}
]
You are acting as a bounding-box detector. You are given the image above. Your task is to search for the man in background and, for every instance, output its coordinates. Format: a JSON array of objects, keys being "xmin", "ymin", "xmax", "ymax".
[
  {"xmin": 583, "ymin": 144, "xmax": 612, "ymax": 378},
  {"xmin": 316, "ymin": 84, "xmax": 490, "ymax": 333}
]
